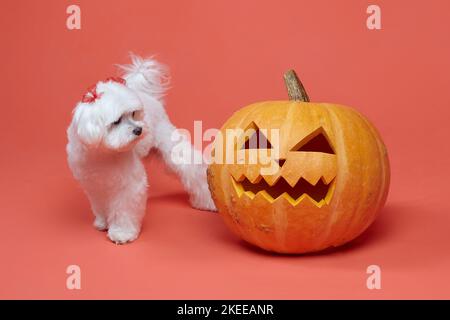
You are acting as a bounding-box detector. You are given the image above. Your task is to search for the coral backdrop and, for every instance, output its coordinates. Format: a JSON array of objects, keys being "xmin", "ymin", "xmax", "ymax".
[{"xmin": 0, "ymin": 0, "xmax": 449, "ymax": 298}]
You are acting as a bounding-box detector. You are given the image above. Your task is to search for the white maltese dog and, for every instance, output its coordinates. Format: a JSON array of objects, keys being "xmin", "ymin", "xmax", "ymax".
[{"xmin": 67, "ymin": 55, "xmax": 216, "ymax": 244}]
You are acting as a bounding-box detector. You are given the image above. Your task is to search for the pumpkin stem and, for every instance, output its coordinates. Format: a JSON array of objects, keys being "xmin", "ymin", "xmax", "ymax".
[{"xmin": 284, "ymin": 69, "xmax": 310, "ymax": 102}]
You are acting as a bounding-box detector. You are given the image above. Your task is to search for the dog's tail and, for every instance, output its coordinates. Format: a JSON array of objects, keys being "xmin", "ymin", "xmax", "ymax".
[{"xmin": 118, "ymin": 53, "xmax": 170, "ymax": 102}]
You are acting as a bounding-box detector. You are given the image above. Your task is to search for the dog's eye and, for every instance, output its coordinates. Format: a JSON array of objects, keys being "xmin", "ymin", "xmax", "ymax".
[
  {"xmin": 132, "ymin": 111, "xmax": 140, "ymax": 119},
  {"xmin": 132, "ymin": 110, "xmax": 143, "ymax": 120},
  {"xmin": 112, "ymin": 117, "xmax": 122, "ymax": 125}
]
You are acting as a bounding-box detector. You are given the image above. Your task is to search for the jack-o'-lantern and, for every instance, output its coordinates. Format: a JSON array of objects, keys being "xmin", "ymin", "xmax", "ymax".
[{"xmin": 207, "ymin": 70, "xmax": 390, "ymax": 254}]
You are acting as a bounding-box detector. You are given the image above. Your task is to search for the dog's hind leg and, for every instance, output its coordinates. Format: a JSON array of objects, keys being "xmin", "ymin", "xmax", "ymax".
[{"xmin": 153, "ymin": 115, "xmax": 216, "ymax": 212}]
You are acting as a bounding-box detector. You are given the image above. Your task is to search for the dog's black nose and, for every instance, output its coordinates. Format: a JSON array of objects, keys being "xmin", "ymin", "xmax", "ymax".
[{"xmin": 133, "ymin": 127, "xmax": 142, "ymax": 136}]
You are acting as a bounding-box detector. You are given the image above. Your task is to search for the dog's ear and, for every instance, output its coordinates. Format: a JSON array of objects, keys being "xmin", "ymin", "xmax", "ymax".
[{"xmin": 73, "ymin": 104, "xmax": 104, "ymax": 147}]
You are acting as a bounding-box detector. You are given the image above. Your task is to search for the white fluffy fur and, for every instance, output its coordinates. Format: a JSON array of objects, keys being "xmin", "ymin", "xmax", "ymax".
[{"xmin": 67, "ymin": 55, "xmax": 216, "ymax": 244}]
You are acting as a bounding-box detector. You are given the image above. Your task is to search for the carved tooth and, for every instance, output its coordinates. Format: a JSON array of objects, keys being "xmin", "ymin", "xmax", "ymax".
[
  {"xmin": 249, "ymin": 175, "xmax": 262, "ymax": 184},
  {"xmin": 301, "ymin": 172, "xmax": 321, "ymax": 186},
  {"xmin": 302, "ymin": 193, "xmax": 326, "ymax": 208},
  {"xmin": 259, "ymin": 190, "xmax": 275, "ymax": 203},
  {"xmin": 281, "ymin": 192, "xmax": 298, "ymax": 206},
  {"xmin": 291, "ymin": 193, "xmax": 307, "ymax": 206},
  {"xmin": 245, "ymin": 169, "xmax": 261, "ymax": 183},
  {"xmin": 322, "ymin": 158, "xmax": 337, "ymax": 184},
  {"xmin": 322, "ymin": 173, "xmax": 335, "ymax": 185},
  {"xmin": 316, "ymin": 199, "xmax": 326, "ymax": 208},
  {"xmin": 229, "ymin": 170, "xmax": 245, "ymax": 182},
  {"xmin": 284, "ymin": 175, "xmax": 300, "ymax": 188},
  {"xmin": 279, "ymin": 192, "xmax": 328, "ymax": 208},
  {"xmin": 262, "ymin": 174, "xmax": 281, "ymax": 187},
  {"xmin": 244, "ymin": 191, "xmax": 256, "ymax": 199},
  {"xmin": 231, "ymin": 177, "xmax": 244, "ymax": 197}
]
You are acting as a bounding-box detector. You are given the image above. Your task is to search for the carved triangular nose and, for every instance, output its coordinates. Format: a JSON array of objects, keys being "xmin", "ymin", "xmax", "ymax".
[{"xmin": 276, "ymin": 159, "xmax": 286, "ymax": 168}]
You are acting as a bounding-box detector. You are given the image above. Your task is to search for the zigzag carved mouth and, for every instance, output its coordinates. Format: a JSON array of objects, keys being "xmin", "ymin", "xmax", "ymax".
[{"xmin": 231, "ymin": 176, "xmax": 335, "ymax": 207}]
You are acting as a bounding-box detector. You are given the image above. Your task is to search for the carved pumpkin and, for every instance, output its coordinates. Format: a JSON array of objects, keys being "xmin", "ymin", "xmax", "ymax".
[{"xmin": 207, "ymin": 70, "xmax": 390, "ymax": 254}]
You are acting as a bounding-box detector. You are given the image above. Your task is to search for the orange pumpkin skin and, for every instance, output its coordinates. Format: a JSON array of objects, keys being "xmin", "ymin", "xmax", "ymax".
[{"xmin": 207, "ymin": 101, "xmax": 390, "ymax": 254}]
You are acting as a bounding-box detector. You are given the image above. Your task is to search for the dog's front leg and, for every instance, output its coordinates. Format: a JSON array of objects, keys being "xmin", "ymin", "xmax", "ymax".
[
  {"xmin": 85, "ymin": 194, "xmax": 108, "ymax": 231},
  {"xmin": 106, "ymin": 180, "xmax": 148, "ymax": 244}
]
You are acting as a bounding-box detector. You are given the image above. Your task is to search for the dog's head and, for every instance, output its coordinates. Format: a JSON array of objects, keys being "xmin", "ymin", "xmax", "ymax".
[{"xmin": 73, "ymin": 78, "xmax": 146, "ymax": 152}]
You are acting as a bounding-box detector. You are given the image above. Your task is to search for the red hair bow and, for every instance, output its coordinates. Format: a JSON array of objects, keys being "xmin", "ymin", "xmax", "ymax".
[
  {"xmin": 105, "ymin": 77, "xmax": 126, "ymax": 85},
  {"xmin": 81, "ymin": 77, "xmax": 126, "ymax": 103}
]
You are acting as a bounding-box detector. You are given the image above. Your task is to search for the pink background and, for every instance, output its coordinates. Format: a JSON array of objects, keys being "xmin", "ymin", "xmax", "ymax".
[{"xmin": 1, "ymin": 0, "xmax": 449, "ymax": 299}]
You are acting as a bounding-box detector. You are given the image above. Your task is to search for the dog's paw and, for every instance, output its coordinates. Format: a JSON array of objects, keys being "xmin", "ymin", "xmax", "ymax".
[
  {"xmin": 190, "ymin": 193, "xmax": 217, "ymax": 212},
  {"xmin": 93, "ymin": 216, "xmax": 108, "ymax": 231},
  {"xmin": 107, "ymin": 226, "xmax": 139, "ymax": 244}
]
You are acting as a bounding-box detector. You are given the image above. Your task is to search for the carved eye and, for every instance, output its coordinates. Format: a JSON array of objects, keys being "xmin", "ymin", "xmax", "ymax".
[
  {"xmin": 241, "ymin": 124, "xmax": 273, "ymax": 149},
  {"xmin": 291, "ymin": 129, "xmax": 334, "ymax": 154}
]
